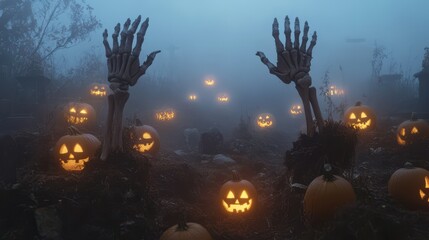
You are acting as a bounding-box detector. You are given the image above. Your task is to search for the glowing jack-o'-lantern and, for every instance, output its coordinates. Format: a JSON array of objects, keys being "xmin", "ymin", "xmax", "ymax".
[
  {"xmin": 130, "ymin": 124, "xmax": 160, "ymax": 156},
  {"xmin": 188, "ymin": 94, "xmax": 197, "ymax": 101},
  {"xmin": 327, "ymin": 85, "xmax": 345, "ymax": 96},
  {"xmin": 396, "ymin": 113, "xmax": 429, "ymax": 146},
  {"xmin": 304, "ymin": 164, "xmax": 356, "ymax": 223},
  {"xmin": 217, "ymin": 93, "xmax": 229, "ymax": 103},
  {"xmin": 290, "ymin": 104, "xmax": 303, "ymax": 116},
  {"xmin": 219, "ymin": 171, "xmax": 257, "ymax": 214},
  {"xmin": 388, "ymin": 162, "xmax": 429, "ymax": 209},
  {"xmin": 256, "ymin": 113, "xmax": 274, "ymax": 128},
  {"xmin": 204, "ymin": 78, "xmax": 215, "ymax": 86},
  {"xmin": 64, "ymin": 102, "xmax": 96, "ymax": 126},
  {"xmin": 155, "ymin": 109, "xmax": 176, "ymax": 121},
  {"xmin": 343, "ymin": 101, "xmax": 376, "ymax": 130},
  {"xmin": 55, "ymin": 126, "xmax": 101, "ymax": 171},
  {"xmin": 89, "ymin": 83, "xmax": 109, "ymax": 97}
]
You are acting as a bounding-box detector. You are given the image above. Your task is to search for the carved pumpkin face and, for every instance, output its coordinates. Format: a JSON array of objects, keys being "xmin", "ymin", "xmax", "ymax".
[
  {"xmin": 327, "ymin": 85, "xmax": 345, "ymax": 96},
  {"xmin": 217, "ymin": 93, "xmax": 229, "ymax": 103},
  {"xmin": 343, "ymin": 102, "xmax": 376, "ymax": 130},
  {"xmin": 219, "ymin": 172, "xmax": 256, "ymax": 214},
  {"xmin": 188, "ymin": 94, "xmax": 197, "ymax": 101},
  {"xmin": 396, "ymin": 116, "xmax": 429, "ymax": 146},
  {"xmin": 130, "ymin": 125, "xmax": 160, "ymax": 155},
  {"xmin": 388, "ymin": 162, "xmax": 429, "ymax": 209},
  {"xmin": 55, "ymin": 127, "xmax": 101, "ymax": 171},
  {"xmin": 290, "ymin": 104, "xmax": 303, "ymax": 116},
  {"xmin": 204, "ymin": 79, "xmax": 215, "ymax": 86},
  {"xmin": 89, "ymin": 83, "xmax": 109, "ymax": 97},
  {"xmin": 155, "ymin": 109, "xmax": 176, "ymax": 121},
  {"xmin": 64, "ymin": 102, "xmax": 95, "ymax": 126},
  {"xmin": 256, "ymin": 113, "xmax": 274, "ymax": 128}
]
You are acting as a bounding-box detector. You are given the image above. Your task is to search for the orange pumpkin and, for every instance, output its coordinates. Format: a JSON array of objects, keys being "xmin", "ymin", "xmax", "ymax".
[
  {"xmin": 219, "ymin": 171, "xmax": 257, "ymax": 215},
  {"xmin": 64, "ymin": 102, "xmax": 96, "ymax": 126},
  {"xmin": 160, "ymin": 220, "xmax": 213, "ymax": 240},
  {"xmin": 303, "ymin": 164, "xmax": 356, "ymax": 223},
  {"xmin": 388, "ymin": 162, "xmax": 429, "ymax": 209},
  {"xmin": 343, "ymin": 101, "xmax": 376, "ymax": 131},
  {"xmin": 130, "ymin": 124, "xmax": 160, "ymax": 156},
  {"xmin": 396, "ymin": 113, "xmax": 429, "ymax": 146}
]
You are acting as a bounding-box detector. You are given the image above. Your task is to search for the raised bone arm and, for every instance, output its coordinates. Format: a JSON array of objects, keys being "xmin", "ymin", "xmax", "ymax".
[{"xmin": 101, "ymin": 16, "xmax": 160, "ymax": 160}]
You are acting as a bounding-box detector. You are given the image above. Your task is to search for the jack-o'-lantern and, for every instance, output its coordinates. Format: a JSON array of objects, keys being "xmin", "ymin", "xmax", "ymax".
[
  {"xmin": 396, "ymin": 113, "xmax": 429, "ymax": 146},
  {"xmin": 388, "ymin": 162, "xmax": 429, "ymax": 209},
  {"xmin": 188, "ymin": 94, "xmax": 197, "ymax": 101},
  {"xmin": 204, "ymin": 78, "xmax": 215, "ymax": 86},
  {"xmin": 155, "ymin": 109, "xmax": 176, "ymax": 121},
  {"xmin": 219, "ymin": 171, "xmax": 257, "ymax": 214},
  {"xmin": 217, "ymin": 93, "xmax": 229, "ymax": 103},
  {"xmin": 327, "ymin": 85, "xmax": 345, "ymax": 96},
  {"xmin": 304, "ymin": 164, "xmax": 356, "ymax": 223},
  {"xmin": 130, "ymin": 124, "xmax": 160, "ymax": 156},
  {"xmin": 160, "ymin": 217, "xmax": 213, "ymax": 240},
  {"xmin": 256, "ymin": 113, "xmax": 274, "ymax": 128},
  {"xmin": 64, "ymin": 102, "xmax": 96, "ymax": 126},
  {"xmin": 89, "ymin": 83, "xmax": 109, "ymax": 97},
  {"xmin": 55, "ymin": 126, "xmax": 101, "ymax": 171},
  {"xmin": 343, "ymin": 101, "xmax": 376, "ymax": 130},
  {"xmin": 290, "ymin": 104, "xmax": 303, "ymax": 116}
]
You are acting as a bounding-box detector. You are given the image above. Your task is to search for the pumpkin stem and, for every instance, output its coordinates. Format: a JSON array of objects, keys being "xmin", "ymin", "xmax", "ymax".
[
  {"xmin": 404, "ymin": 162, "xmax": 414, "ymax": 169},
  {"xmin": 322, "ymin": 163, "xmax": 336, "ymax": 182},
  {"xmin": 411, "ymin": 112, "xmax": 417, "ymax": 121},
  {"xmin": 176, "ymin": 213, "xmax": 189, "ymax": 232},
  {"xmin": 355, "ymin": 101, "xmax": 362, "ymax": 106},
  {"xmin": 232, "ymin": 170, "xmax": 241, "ymax": 181},
  {"xmin": 68, "ymin": 126, "xmax": 82, "ymax": 136},
  {"xmin": 135, "ymin": 118, "xmax": 143, "ymax": 126}
]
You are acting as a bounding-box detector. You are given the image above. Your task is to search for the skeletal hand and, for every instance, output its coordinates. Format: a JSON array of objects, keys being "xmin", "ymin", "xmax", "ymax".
[
  {"xmin": 256, "ymin": 16, "xmax": 317, "ymax": 85},
  {"xmin": 103, "ymin": 16, "xmax": 160, "ymax": 90}
]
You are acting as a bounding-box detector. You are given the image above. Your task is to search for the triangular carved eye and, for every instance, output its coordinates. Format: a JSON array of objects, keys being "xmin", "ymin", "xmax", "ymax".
[
  {"xmin": 411, "ymin": 127, "xmax": 419, "ymax": 134},
  {"xmin": 80, "ymin": 109, "xmax": 87, "ymax": 114},
  {"xmin": 349, "ymin": 113, "xmax": 356, "ymax": 119},
  {"xmin": 59, "ymin": 144, "xmax": 68, "ymax": 154},
  {"xmin": 240, "ymin": 190, "xmax": 249, "ymax": 199},
  {"xmin": 74, "ymin": 144, "xmax": 83, "ymax": 153},
  {"xmin": 361, "ymin": 112, "xmax": 367, "ymax": 118},
  {"xmin": 70, "ymin": 108, "xmax": 76, "ymax": 113},
  {"xmin": 227, "ymin": 191, "xmax": 235, "ymax": 199},
  {"xmin": 143, "ymin": 132, "xmax": 152, "ymax": 139}
]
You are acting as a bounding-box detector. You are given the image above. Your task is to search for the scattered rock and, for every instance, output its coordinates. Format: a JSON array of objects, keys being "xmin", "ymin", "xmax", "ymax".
[
  {"xmin": 34, "ymin": 205, "xmax": 62, "ymax": 240},
  {"xmin": 213, "ymin": 154, "xmax": 236, "ymax": 165}
]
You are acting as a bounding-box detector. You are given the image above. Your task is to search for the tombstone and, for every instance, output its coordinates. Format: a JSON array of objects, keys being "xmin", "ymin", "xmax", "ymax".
[
  {"xmin": 199, "ymin": 128, "xmax": 224, "ymax": 154},
  {"xmin": 184, "ymin": 128, "xmax": 199, "ymax": 151}
]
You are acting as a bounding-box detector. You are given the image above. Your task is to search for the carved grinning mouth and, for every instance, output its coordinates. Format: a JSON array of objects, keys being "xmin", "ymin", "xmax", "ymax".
[
  {"xmin": 222, "ymin": 199, "xmax": 253, "ymax": 213},
  {"xmin": 61, "ymin": 157, "xmax": 89, "ymax": 171},
  {"xmin": 68, "ymin": 116, "xmax": 89, "ymax": 124},
  {"xmin": 352, "ymin": 119, "xmax": 371, "ymax": 130},
  {"xmin": 134, "ymin": 142, "xmax": 154, "ymax": 152},
  {"xmin": 90, "ymin": 90, "xmax": 107, "ymax": 96}
]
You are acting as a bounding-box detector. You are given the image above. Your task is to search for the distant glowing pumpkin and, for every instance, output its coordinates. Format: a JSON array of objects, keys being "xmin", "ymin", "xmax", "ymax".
[
  {"xmin": 343, "ymin": 101, "xmax": 376, "ymax": 130},
  {"xmin": 219, "ymin": 171, "xmax": 257, "ymax": 214},
  {"xmin": 396, "ymin": 113, "xmax": 429, "ymax": 146},
  {"xmin": 388, "ymin": 162, "xmax": 429, "ymax": 209},
  {"xmin": 204, "ymin": 78, "xmax": 215, "ymax": 86},
  {"xmin": 64, "ymin": 102, "xmax": 95, "ymax": 126},
  {"xmin": 217, "ymin": 93, "xmax": 229, "ymax": 103},
  {"xmin": 155, "ymin": 109, "xmax": 176, "ymax": 121},
  {"xmin": 188, "ymin": 94, "xmax": 197, "ymax": 101},
  {"xmin": 130, "ymin": 125, "xmax": 160, "ymax": 156},
  {"xmin": 89, "ymin": 83, "xmax": 109, "ymax": 97},
  {"xmin": 256, "ymin": 113, "xmax": 274, "ymax": 128},
  {"xmin": 55, "ymin": 126, "xmax": 101, "ymax": 171},
  {"xmin": 290, "ymin": 104, "xmax": 303, "ymax": 116},
  {"xmin": 327, "ymin": 85, "xmax": 345, "ymax": 96}
]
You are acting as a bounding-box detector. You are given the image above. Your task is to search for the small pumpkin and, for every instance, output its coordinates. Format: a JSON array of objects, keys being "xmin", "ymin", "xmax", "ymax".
[
  {"xmin": 219, "ymin": 171, "xmax": 257, "ymax": 214},
  {"xmin": 303, "ymin": 164, "xmax": 356, "ymax": 223},
  {"xmin": 343, "ymin": 101, "xmax": 376, "ymax": 130},
  {"xmin": 388, "ymin": 162, "xmax": 429, "ymax": 209},
  {"xmin": 89, "ymin": 83, "xmax": 109, "ymax": 97},
  {"xmin": 396, "ymin": 113, "xmax": 429, "ymax": 146},
  {"xmin": 55, "ymin": 126, "xmax": 101, "ymax": 171},
  {"xmin": 204, "ymin": 78, "xmax": 215, "ymax": 86},
  {"xmin": 289, "ymin": 104, "xmax": 303, "ymax": 116},
  {"xmin": 64, "ymin": 101, "xmax": 96, "ymax": 126},
  {"xmin": 256, "ymin": 113, "xmax": 274, "ymax": 128},
  {"xmin": 155, "ymin": 109, "xmax": 176, "ymax": 121},
  {"xmin": 217, "ymin": 93, "xmax": 229, "ymax": 103},
  {"xmin": 160, "ymin": 218, "xmax": 212, "ymax": 240},
  {"xmin": 130, "ymin": 121, "xmax": 160, "ymax": 156},
  {"xmin": 188, "ymin": 94, "xmax": 197, "ymax": 101}
]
